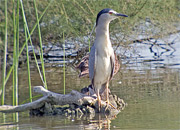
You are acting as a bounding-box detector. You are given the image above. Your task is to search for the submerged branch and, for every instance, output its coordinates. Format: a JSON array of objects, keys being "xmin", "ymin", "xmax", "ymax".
[
  {"xmin": 0, "ymin": 86, "xmax": 97, "ymax": 113},
  {"xmin": 0, "ymin": 86, "xmax": 125, "ymax": 115},
  {"xmin": 0, "ymin": 96, "xmax": 49, "ymax": 113}
]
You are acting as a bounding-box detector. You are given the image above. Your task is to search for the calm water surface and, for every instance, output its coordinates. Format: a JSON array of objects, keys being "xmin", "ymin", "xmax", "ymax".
[{"xmin": 0, "ymin": 33, "xmax": 180, "ymax": 129}]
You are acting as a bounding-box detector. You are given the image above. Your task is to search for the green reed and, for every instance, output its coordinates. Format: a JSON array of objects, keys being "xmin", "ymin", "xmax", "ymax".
[
  {"xmin": 0, "ymin": 0, "xmax": 53, "ymax": 108},
  {"xmin": 4, "ymin": 1, "xmax": 52, "ymax": 87},
  {"xmin": 12, "ymin": 0, "xmax": 18, "ymax": 106},
  {"xmin": 12, "ymin": 0, "xmax": 19, "ymax": 122},
  {"xmin": 63, "ymin": 32, "xmax": 66, "ymax": 95},
  {"xmin": 1, "ymin": 0, "xmax": 7, "ymax": 105},
  {"xmin": 33, "ymin": 0, "xmax": 47, "ymax": 89},
  {"xmin": 20, "ymin": 0, "xmax": 48, "ymax": 89},
  {"xmin": 24, "ymin": 15, "xmax": 32, "ymax": 103},
  {"xmin": 20, "ymin": 0, "xmax": 40, "ymax": 103}
]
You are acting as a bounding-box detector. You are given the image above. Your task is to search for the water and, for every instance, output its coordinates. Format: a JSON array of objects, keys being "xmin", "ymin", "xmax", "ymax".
[{"xmin": 0, "ymin": 33, "xmax": 180, "ymax": 129}]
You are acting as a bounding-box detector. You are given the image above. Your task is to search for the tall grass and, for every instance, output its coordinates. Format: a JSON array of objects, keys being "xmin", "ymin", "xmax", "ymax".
[
  {"xmin": 33, "ymin": 0, "xmax": 47, "ymax": 89},
  {"xmin": 1, "ymin": 0, "xmax": 8, "ymax": 106},
  {"xmin": 12, "ymin": 0, "xmax": 18, "ymax": 107},
  {"xmin": 0, "ymin": 0, "xmax": 53, "ymax": 109},
  {"xmin": 1, "ymin": 0, "xmax": 8, "ymax": 124},
  {"xmin": 63, "ymin": 32, "xmax": 66, "ymax": 95},
  {"xmin": 13, "ymin": 0, "xmax": 19, "ymax": 121},
  {"xmin": 37, "ymin": 0, "xmax": 180, "ymax": 45},
  {"xmin": 24, "ymin": 13, "xmax": 32, "ymax": 103},
  {"xmin": 2, "ymin": 1, "xmax": 52, "ymax": 98},
  {"xmin": 20, "ymin": 0, "xmax": 43, "ymax": 91}
]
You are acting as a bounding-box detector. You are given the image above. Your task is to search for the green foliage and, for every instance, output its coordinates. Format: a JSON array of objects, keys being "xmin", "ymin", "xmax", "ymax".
[
  {"xmin": 0, "ymin": 0, "xmax": 52, "ymax": 106},
  {"xmin": 0, "ymin": 0, "xmax": 179, "ymax": 47},
  {"xmin": 40, "ymin": 0, "xmax": 180, "ymax": 43},
  {"xmin": 1, "ymin": 0, "xmax": 8, "ymax": 105}
]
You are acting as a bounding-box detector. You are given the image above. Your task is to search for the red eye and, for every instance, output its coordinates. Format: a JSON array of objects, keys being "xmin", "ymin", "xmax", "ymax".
[{"xmin": 109, "ymin": 12, "xmax": 113, "ymax": 14}]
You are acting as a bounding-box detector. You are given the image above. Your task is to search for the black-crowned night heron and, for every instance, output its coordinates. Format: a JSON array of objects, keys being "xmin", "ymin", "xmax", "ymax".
[
  {"xmin": 89, "ymin": 8, "xmax": 128, "ymax": 111},
  {"xmin": 76, "ymin": 53, "xmax": 120, "ymax": 78}
]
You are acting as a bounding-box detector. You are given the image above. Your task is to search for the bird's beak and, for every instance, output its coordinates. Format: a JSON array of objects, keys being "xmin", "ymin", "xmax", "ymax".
[{"xmin": 115, "ymin": 13, "xmax": 128, "ymax": 17}]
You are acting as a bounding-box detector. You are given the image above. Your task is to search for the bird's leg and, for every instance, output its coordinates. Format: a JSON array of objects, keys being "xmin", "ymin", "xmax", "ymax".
[
  {"xmin": 105, "ymin": 82, "xmax": 110, "ymax": 111},
  {"xmin": 96, "ymin": 88, "xmax": 101, "ymax": 112},
  {"xmin": 105, "ymin": 82, "xmax": 116, "ymax": 111}
]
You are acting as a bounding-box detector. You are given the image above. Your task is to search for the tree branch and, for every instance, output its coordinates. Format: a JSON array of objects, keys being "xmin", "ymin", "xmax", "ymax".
[{"xmin": 0, "ymin": 86, "xmax": 97, "ymax": 113}]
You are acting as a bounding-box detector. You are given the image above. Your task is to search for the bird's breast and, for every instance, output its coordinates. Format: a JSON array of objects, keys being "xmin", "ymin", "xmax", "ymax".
[{"xmin": 94, "ymin": 45, "xmax": 113, "ymax": 85}]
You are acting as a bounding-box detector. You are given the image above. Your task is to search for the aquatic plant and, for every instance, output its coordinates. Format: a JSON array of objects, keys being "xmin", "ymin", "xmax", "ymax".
[{"xmin": 0, "ymin": 0, "xmax": 53, "ymax": 106}]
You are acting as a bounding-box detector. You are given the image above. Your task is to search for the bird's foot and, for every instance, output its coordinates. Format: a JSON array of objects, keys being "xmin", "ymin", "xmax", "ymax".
[{"xmin": 105, "ymin": 100, "xmax": 116, "ymax": 111}]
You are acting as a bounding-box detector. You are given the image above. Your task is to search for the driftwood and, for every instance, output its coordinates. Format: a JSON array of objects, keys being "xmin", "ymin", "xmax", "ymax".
[{"xmin": 0, "ymin": 86, "xmax": 126, "ymax": 116}]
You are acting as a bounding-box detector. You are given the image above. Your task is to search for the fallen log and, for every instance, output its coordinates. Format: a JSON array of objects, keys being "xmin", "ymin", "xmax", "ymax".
[{"xmin": 0, "ymin": 86, "xmax": 126, "ymax": 116}]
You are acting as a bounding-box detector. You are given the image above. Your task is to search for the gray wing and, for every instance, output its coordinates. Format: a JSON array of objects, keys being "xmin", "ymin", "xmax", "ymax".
[
  {"xmin": 110, "ymin": 52, "xmax": 115, "ymax": 80},
  {"xmin": 89, "ymin": 44, "xmax": 96, "ymax": 81}
]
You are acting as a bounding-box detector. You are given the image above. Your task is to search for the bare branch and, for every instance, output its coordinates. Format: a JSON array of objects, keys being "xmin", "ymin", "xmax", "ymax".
[{"xmin": 0, "ymin": 86, "xmax": 97, "ymax": 113}]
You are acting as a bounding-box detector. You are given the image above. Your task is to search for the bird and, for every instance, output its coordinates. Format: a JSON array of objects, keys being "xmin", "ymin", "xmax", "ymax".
[
  {"xmin": 88, "ymin": 8, "xmax": 128, "ymax": 112},
  {"xmin": 76, "ymin": 52, "xmax": 120, "ymax": 78}
]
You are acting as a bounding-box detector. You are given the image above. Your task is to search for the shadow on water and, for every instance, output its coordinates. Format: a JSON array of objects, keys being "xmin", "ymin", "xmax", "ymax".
[{"xmin": 1, "ymin": 32, "xmax": 180, "ymax": 129}]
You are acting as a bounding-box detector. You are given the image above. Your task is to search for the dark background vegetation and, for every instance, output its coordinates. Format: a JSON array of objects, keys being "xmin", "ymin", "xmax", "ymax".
[{"xmin": 0, "ymin": 0, "xmax": 180, "ymax": 51}]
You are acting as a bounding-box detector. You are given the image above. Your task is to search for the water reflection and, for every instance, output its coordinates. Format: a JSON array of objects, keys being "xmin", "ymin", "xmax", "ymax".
[
  {"xmin": 1, "ymin": 63, "xmax": 180, "ymax": 129},
  {"xmin": 0, "ymin": 113, "xmax": 117, "ymax": 130},
  {"xmin": 1, "ymin": 32, "xmax": 180, "ymax": 129}
]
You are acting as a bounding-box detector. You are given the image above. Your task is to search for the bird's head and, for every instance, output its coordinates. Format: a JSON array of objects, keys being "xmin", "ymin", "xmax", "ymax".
[{"xmin": 96, "ymin": 8, "xmax": 128, "ymax": 26}]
